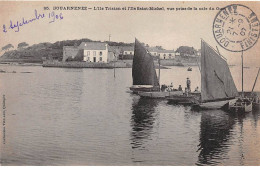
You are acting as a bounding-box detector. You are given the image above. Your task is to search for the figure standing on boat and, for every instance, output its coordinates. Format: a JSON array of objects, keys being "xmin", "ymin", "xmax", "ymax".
[
  {"xmin": 161, "ymin": 84, "xmax": 167, "ymax": 92},
  {"xmin": 186, "ymin": 78, "xmax": 191, "ymax": 92},
  {"xmin": 169, "ymin": 82, "xmax": 174, "ymax": 91},
  {"xmin": 194, "ymin": 86, "xmax": 199, "ymax": 93},
  {"xmin": 178, "ymin": 85, "xmax": 183, "ymax": 91},
  {"xmin": 185, "ymin": 87, "xmax": 189, "ymax": 96}
]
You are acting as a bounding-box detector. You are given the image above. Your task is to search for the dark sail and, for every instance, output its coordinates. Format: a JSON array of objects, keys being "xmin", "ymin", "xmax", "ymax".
[
  {"xmin": 201, "ymin": 40, "xmax": 238, "ymax": 102},
  {"xmin": 132, "ymin": 39, "xmax": 159, "ymax": 87}
]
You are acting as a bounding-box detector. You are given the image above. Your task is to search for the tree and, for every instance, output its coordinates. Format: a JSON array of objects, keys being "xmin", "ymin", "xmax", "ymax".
[
  {"xmin": 176, "ymin": 46, "xmax": 197, "ymax": 56},
  {"xmin": 17, "ymin": 42, "xmax": 29, "ymax": 49},
  {"xmin": 2, "ymin": 44, "xmax": 14, "ymax": 51}
]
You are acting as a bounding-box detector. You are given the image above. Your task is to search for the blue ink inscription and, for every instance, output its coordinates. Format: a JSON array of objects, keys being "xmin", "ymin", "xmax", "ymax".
[
  {"xmin": 48, "ymin": 11, "xmax": 64, "ymax": 23},
  {"xmin": 2, "ymin": 9, "xmax": 63, "ymax": 33},
  {"xmin": 3, "ymin": 25, "xmax": 7, "ymax": 33}
]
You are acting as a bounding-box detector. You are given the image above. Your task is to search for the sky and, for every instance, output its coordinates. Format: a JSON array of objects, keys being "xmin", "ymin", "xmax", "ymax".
[{"xmin": 0, "ymin": 1, "xmax": 260, "ymax": 66}]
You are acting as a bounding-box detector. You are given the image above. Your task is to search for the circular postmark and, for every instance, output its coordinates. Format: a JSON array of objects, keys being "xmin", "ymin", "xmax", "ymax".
[{"xmin": 213, "ymin": 4, "xmax": 260, "ymax": 52}]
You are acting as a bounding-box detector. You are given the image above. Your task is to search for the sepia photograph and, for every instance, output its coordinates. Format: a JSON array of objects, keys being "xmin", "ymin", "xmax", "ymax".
[{"xmin": 0, "ymin": 1, "xmax": 260, "ymax": 166}]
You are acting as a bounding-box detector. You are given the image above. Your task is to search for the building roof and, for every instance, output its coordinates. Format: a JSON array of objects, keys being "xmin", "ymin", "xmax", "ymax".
[
  {"xmin": 121, "ymin": 46, "xmax": 134, "ymax": 52},
  {"xmin": 146, "ymin": 47, "xmax": 174, "ymax": 53},
  {"xmin": 158, "ymin": 50, "xmax": 175, "ymax": 53},
  {"xmin": 79, "ymin": 42, "xmax": 107, "ymax": 50},
  {"xmin": 147, "ymin": 47, "xmax": 158, "ymax": 52}
]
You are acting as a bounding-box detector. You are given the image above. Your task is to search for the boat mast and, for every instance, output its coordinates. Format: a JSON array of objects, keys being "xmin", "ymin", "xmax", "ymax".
[
  {"xmin": 241, "ymin": 51, "xmax": 244, "ymax": 97},
  {"xmin": 252, "ymin": 67, "xmax": 260, "ymax": 92},
  {"xmin": 196, "ymin": 45, "xmax": 201, "ymax": 72},
  {"xmin": 114, "ymin": 61, "xmax": 116, "ymax": 78},
  {"xmin": 158, "ymin": 56, "xmax": 161, "ymax": 90},
  {"xmin": 114, "ymin": 53, "xmax": 116, "ymax": 78}
]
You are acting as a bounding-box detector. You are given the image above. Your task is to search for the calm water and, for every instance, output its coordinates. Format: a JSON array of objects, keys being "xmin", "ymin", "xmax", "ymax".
[{"xmin": 0, "ymin": 65, "xmax": 260, "ymax": 166}]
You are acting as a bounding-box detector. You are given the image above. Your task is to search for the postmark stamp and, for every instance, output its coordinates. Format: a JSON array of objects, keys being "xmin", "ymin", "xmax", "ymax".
[{"xmin": 213, "ymin": 4, "xmax": 260, "ymax": 52}]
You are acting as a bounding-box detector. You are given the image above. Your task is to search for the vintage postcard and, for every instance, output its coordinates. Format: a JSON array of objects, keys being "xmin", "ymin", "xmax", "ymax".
[{"xmin": 0, "ymin": 1, "xmax": 260, "ymax": 166}]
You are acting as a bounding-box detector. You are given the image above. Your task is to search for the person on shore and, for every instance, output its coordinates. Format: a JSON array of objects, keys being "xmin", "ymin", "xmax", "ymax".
[
  {"xmin": 178, "ymin": 85, "xmax": 182, "ymax": 91},
  {"xmin": 186, "ymin": 78, "xmax": 191, "ymax": 92}
]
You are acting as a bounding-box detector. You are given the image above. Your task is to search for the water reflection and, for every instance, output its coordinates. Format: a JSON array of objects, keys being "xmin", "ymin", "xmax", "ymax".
[
  {"xmin": 252, "ymin": 106, "xmax": 260, "ymax": 127},
  {"xmin": 2, "ymin": 65, "xmax": 260, "ymax": 165},
  {"xmin": 130, "ymin": 97, "xmax": 158, "ymax": 150},
  {"xmin": 196, "ymin": 110, "xmax": 236, "ymax": 165}
]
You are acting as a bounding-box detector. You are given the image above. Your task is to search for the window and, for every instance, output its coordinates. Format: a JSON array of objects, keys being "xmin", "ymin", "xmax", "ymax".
[
  {"xmin": 158, "ymin": 54, "xmax": 160, "ymax": 56},
  {"xmin": 99, "ymin": 51, "xmax": 103, "ymax": 56},
  {"xmin": 93, "ymin": 51, "xmax": 96, "ymax": 56},
  {"xmin": 169, "ymin": 54, "xmax": 172, "ymax": 56},
  {"xmin": 88, "ymin": 57, "xmax": 90, "ymax": 61},
  {"xmin": 125, "ymin": 52, "xmax": 127, "ymax": 55},
  {"xmin": 100, "ymin": 57, "xmax": 102, "ymax": 61},
  {"xmin": 130, "ymin": 52, "xmax": 132, "ymax": 55},
  {"xmin": 87, "ymin": 51, "xmax": 90, "ymax": 56},
  {"xmin": 163, "ymin": 54, "xmax": 166, "ymax": 56}
]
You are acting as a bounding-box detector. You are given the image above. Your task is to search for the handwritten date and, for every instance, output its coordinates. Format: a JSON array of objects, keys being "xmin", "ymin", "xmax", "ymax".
[{"xmin": 2, "ymin": 9, "xmax": 64, "ymax": 33}]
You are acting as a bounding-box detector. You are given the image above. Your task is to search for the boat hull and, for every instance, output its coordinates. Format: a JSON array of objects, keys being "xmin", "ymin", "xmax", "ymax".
[
  {"xmin": 167, "ymin": 95, "xmax": 199, "ymax": 105},
  {"xmin": 229, "ymin": 100, "xmax": 253, "ymax": 113},
  {"xmin": 253, "ymin": 103, "xmax": 260, "ymax": 111},
  {"xmin": 229, "ymin": 103, "xmax": 252, "ymax": 113},
  {"xmin": 199, "ymin": 98, "xmax": 237, "ymax": 109},
  {"xmin": 130, "ymin": 85, "xmax": 160, "ymax": 94},
  {"xmin": 138, "ymin": 91, "xmax": 183, "ymax": 99}
]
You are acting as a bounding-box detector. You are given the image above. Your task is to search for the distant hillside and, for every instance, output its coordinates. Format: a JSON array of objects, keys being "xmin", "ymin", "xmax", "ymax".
[{"xmin": 0, "ymin": 38, "xmax": 134, "ymax": 63}]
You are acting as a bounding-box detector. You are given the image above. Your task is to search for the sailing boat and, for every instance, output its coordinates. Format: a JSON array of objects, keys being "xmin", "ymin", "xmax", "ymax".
[
  {"xmin": 198, "ymin": 39, "xmax": 238, "ymax": 109},
  {"xmin": 252, "ymin": 68, "xmax": 260, "ymax": 110},
  {"xmin": 130, "ymin": 38, "xmax": 160, "ymax": 93},
  {"xmin": 131, "ymin": 39, "xmax": 183, "ymax": 98},
  {"xmin": 229, "ymin": 51, "xmax": 253, "ymax": 113}
]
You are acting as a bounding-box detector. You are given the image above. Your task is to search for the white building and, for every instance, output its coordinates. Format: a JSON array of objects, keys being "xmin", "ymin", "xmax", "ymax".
[
  {"xmin": 175, "ymin": 52, "xmax": 181, "ymax": 56},
  {"xmin": 147, "ymin": 47, "xmax": 158, "ymax": 56},
  {"xmin": 79, "ymin": 42, "xmax": 109, "ymax": 63},
  {"xmin": 158, "ymin": 50, "xmax": 175, "ymax": 59},
  {"xmin": 122, "ymin": 46, "xmax": 134, "ymax": 55},
  {"xmin": 146, "ymin": 47, "xmax": 175, "ymax": 59}
]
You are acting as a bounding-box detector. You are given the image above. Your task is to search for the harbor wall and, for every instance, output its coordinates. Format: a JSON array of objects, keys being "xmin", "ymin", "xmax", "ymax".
[
  {"xmin": 118, "ymin": 60, "xmax": 189, "ymax": 66},
  {"xmin": 42, "ymin": 60, "xmax": 132, "ymax": 68},
  {"xmin": 42, "ymin": 60, "xmax": 170, "ymax": 69}
]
